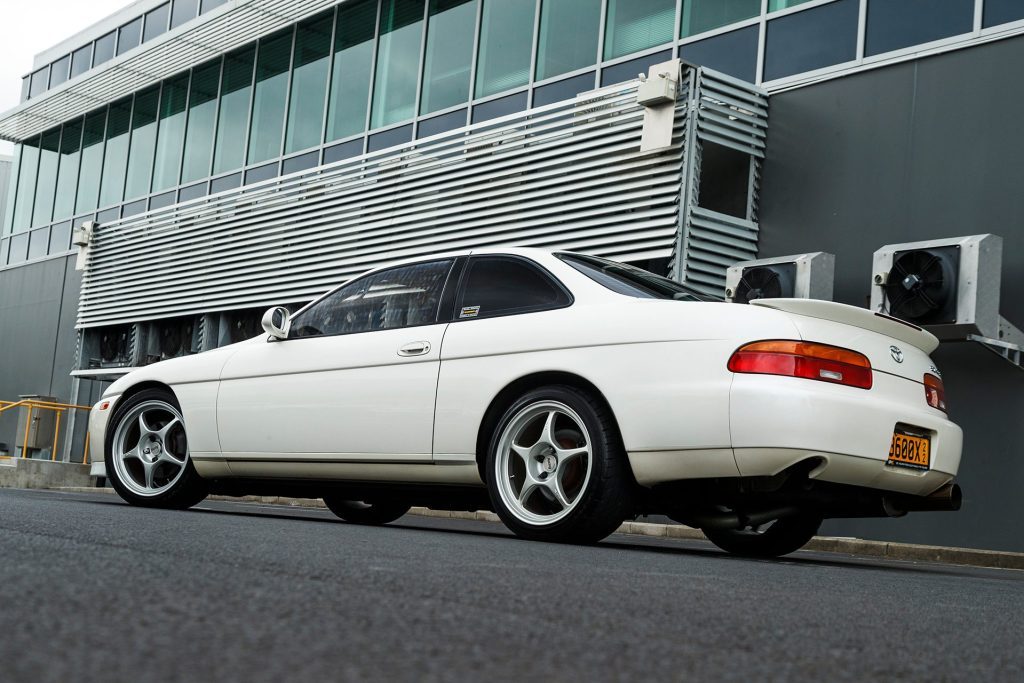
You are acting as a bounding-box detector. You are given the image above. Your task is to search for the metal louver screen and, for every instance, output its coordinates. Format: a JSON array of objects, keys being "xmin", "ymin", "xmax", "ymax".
[{"xmin": 78, "ymin": 82, "xmax": 688, "ymax": 328}]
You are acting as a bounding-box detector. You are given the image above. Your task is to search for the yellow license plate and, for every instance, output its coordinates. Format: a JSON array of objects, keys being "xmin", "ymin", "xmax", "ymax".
[{"xmin": 888, "ymin": 431, "xmax": 931, "ymax": 470}]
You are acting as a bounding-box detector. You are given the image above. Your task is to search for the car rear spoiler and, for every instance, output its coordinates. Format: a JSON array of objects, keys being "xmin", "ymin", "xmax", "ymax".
[{"xmin": 750, "ymin": 298, "xmax": 940, "ymax": 353}]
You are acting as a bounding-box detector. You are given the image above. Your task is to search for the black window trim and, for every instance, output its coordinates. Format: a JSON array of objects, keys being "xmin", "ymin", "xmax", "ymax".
[
  {"xmin": 450, "ymin": 254, "xmax": 575, "ymax": 323},
  {"xmin": 280, "ymin": 256, "xmax": 461, "ymax": 342}
]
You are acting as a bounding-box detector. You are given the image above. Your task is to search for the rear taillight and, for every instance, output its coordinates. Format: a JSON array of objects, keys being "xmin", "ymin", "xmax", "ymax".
[
  {"xmin": 923, "ymin": 373, "xmax": 947, "ymax": 412},
  {"xmin": 728, "ymin": 340, "xmax": 873, "ymax": 390}
]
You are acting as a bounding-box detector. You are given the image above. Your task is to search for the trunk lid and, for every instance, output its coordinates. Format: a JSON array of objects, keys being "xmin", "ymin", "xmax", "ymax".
[{"xmin": 750, "ymin": 298, "xmax": 940, "ymax": 383}]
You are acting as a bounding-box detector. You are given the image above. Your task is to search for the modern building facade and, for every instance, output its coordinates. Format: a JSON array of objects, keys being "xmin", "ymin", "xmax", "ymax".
[{"xmin": 2, "ymin": 0, "xmax": 1024, "ymax": 551}]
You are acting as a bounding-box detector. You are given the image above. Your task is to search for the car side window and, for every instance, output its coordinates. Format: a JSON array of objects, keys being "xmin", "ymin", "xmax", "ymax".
[
  {"xmin": 289, "ymin": 259, "xmax": 454, "ymax": 338},
  {"xmin": 456, "ymin": 256, "xmax": 571, "ymax": 320}
]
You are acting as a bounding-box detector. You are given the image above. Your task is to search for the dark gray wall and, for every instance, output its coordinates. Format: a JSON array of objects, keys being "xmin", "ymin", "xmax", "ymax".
[
  {"xmin": 759, "ymin": 36, "xmax": 1024, "ymax": 552},
  {"xmin": 0, "ymin": 255, "xmax": 82, "ymax": 455}
]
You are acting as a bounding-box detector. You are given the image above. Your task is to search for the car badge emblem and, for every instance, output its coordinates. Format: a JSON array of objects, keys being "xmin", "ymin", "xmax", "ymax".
[{"xmin": 890, "ymin": 345, "xmax": 904, "ymax": 363}]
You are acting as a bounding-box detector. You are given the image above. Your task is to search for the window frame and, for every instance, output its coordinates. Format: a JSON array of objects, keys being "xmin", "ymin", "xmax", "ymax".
[
  {"xmin": 451, "ymin": 254, "xmax": 575, "ymax": 323},
  {"xmin": 284, "ymin": 257, "xmax": 462, "ymax": 341}
]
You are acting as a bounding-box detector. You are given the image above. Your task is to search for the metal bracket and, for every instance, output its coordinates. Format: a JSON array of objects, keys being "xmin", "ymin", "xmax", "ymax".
[{"xmin": 967, "ymin": 334, "xmax": 1023, "ymax": 371}]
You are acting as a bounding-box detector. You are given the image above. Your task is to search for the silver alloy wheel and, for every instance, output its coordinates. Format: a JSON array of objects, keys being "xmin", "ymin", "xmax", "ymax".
[
  {"xmin": 111, "ymin": 400, "xmax": 190, "ymax": 497},
  {"xmin": 494, "ymin": 400, "xmax": 593, "ymax": 526}
]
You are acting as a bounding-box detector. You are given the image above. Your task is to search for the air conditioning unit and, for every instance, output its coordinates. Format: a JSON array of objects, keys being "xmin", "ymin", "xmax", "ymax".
[
  {"xmin": 725, "ymin": 252, "xmax": 835, "ymax": 304},
  {"xmin": 870, "ymin": 234, "xmax": 1022, "ymax": 343}
]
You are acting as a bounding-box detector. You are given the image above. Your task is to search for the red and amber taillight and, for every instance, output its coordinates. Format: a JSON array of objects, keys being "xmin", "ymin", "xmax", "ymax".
[
  {"xmin": 728, "ymin": 340, "xmax": 873, "ymax": 390},
  {"xmin": 923, "ymin": 373, "xmax": 947, "ymax": 412}
]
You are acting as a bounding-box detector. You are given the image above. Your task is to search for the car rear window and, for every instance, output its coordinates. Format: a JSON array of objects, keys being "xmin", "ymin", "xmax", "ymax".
[{"xmin": 556, "ymin": 253, "xmax": 714, "ymax": 302}]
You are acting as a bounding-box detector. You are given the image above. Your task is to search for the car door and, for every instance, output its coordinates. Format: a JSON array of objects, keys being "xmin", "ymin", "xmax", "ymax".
[{"xmin": 216, "ymin": 258, "xmax": 458, "ymax": 462}]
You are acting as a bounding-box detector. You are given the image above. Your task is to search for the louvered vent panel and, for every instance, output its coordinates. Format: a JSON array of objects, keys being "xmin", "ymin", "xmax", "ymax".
[{"xmin": 78, "ymin": 83, "xmax": 687, "ymax": 327}]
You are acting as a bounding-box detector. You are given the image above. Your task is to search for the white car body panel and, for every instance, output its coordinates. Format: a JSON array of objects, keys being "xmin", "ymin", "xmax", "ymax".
[{"xmin": 90, "ymin": 248, "xmax": 962, "ymax": 502}]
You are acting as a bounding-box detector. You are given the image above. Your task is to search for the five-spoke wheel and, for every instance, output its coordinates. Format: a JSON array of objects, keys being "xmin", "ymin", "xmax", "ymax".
[{"xmin": 105, "ymin": 389, "xmax": 208, "ymax": 509}]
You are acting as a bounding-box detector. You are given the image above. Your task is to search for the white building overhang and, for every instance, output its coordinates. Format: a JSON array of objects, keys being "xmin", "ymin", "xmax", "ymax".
[{"xmin": 0, "ymin": 0, "xmax": 336, "ymax": 143}]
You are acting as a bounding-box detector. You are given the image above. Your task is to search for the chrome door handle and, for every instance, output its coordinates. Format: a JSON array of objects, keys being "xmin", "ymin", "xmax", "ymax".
[{"xmin": 398, "ymin": 341, "xmax": 431, "ymax": 357}]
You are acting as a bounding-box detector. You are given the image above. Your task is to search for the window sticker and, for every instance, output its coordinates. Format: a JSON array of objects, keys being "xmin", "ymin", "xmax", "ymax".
[{"xmin": 460, "ymin": 305, "xmax": 481, "ymax": 319}]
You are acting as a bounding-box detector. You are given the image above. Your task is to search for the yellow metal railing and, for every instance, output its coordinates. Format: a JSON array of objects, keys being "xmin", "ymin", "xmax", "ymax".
[{"xmin": 0, "ymin": 399, "xmax": 92, "ymax": 464}]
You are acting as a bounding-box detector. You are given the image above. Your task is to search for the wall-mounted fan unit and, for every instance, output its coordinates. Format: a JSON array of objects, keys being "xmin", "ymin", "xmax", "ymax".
[
  {"xmin": 725, "ymin": 252, "xmax": 835, "ymax": 304},
  {"xmin": 870, "ymin": 234, "xmax": 1023, "ymax": 368},
  {"xmin": 86, "ymin": 324, "xmax": 140, "ymax": 368},
  {"xmin": 222, "ymin": 309, "xmax": 264, "ymax": 346}
]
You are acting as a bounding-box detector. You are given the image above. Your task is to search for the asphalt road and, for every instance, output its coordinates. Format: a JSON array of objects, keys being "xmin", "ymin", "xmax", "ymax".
[{"xmin": 1, "ymin": 489, "xmax": 1021, "ymax": 683}]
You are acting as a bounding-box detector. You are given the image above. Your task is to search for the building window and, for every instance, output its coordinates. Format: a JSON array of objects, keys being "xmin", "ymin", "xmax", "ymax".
[
  {"xmin": 865, "ymin": 0, "xmax": 975, "ymax": 57},
  {"xmin": 32, "ymin": 129, "xmax": 61, "ymax": 227},
  {"xmin": 182, "ymin": 61, "xmax": 221, "ymax": 184},
  {"xmin": 13, "ymin": 139, "xmax": 40, "ymax": 232},
  {"xmin": 604, "ymin": 0, "xmax": 675, "ymax": 60},
  {"xmin": 29, "ymin": 68, "xmax": 49, "ymax": 99},
  {"xmin": 201, "ymin": 0, "xmax": 228, "ymax": 13},
  {"xmin": 53, "ymin": 120, "xmax": 83, "ymax": 221},
  {"xmin": 171, "ymin": 0, "xmax": 200, "ymax": 29},
  {"xmin": 679, "ymin": 24, "xmax": 758, "ymax": 83},
  {"xmin": 680, "ymin": 0, "xmax": 759, "ymax": 39},
  {"xmin": 536, "ymin": 0, "xmax": 601, "ymax": 81},
  {"xmin": 285, "ymin": 12, "xmax": 333, "ymax": 154},
  {"xmin": 371, "ymin": 0, "xmax": 425, "ymax": 129},
  {"xmin": 420, "ymin": 0, "xmax": 478, "ymax": 116},
  {"xmin": 70, "ymin": 44, "xmax": 93, "ymax": 79},
  {"xmin": 75, "ymin": 110, "xmax": 107, "ymax": 215},
  {"xmin": 118, "ymin": 17, "xmax": 143, "ymax": 56},
  {"xmin": 125, "ymin": 87, "xmax": 160, "ymax": 200},
  {"xmin": 94, "ymin": 32, "xmax": 117, "ymax": 66},
  {"xmin": 984, "ymin": 0, "xmax": 1024, "ymax": 27},
  {"xmin": 763, "ymin": 0, "xmax": 858, "ymax": 80},
  {"xmin": 50, "ymin": 56, "xmax": 71, "ymax": 89},
  {"xmin": 144, "ymin": 3, "xmax": 171, "ymax": 43},
  {"xmin": 99, "ymin": 98, "xmax": 132, "ymax": 208},
  {"xmin": 475, "ymin": 0, "xmax": 534, "ymax": 98},
  {"xmin": 213, "ymin": 46, "xmax": 255, "ymax": 175},
  {"xmin": 153, "ymin": 74, "xmax": 190, "ymax": 192},
  {"xmin": 327, "ymin": 0, "xmax": 377, "ymax": 142},
  {"xmin": 768, "ymin": 0, "xmax": 813, "ymax": 10},
  {"xmin": 247, "ymin": 30, "xmax": 293, "ymax": 164}
]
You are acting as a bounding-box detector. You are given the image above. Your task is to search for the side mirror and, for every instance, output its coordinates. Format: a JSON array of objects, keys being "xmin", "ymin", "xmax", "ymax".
[{"xmin": 261, "ymin": 306, "xmax": 291, "ymax": 340}]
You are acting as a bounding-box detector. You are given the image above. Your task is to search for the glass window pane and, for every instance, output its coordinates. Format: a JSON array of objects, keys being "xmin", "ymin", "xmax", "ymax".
[
  {"xmin": 532, "ymin": 71, "xmax": 594, "ymax": 106},
  {"xmin": 471, "ymin": 91, "xmax": 528, "ymax": 122},
  {"xmin": 475, "ymin": 0, "xmax": 535, "ymax": 98},
  {"xmin": 763, "ymin": 0, "xmax": 858, "ymax": 81},
  {"xmin": 370, "ymin": 0, "xmax": 425, "ymax": 129},
  {"xmin": 679, "ymin": 24, "xmax": 758, "ymax": 82},
  {"xmin": 285, "ymin": 12, "xmax": 333, "ymax": 154},
  {"xmin": 604, "ymin": 0, "xmax": 675, "ymax": 60},
  {"xmin": 76, "ymin": 111, "xmax": 107, "ymax": 214},
  {"xmin": 536, "ymin": 0, "xmax": 601, "ymax": 81},
  {"xmin": 985, "ymin": 0, "xmax": 1024, "ymax": 27},
  {"xmin": 94, "ymin": 32, "xmax": 116, "ymax": 66},
  {"xmin": 247, "ymin": 30, "xmax": 293, "ymax": 164},
  {"xmin": 118, "ymin": 18, "xmax": 143, "ymax": 56},
  {"xmin": 53, "ymin": 120, "xmax": 83, "ymax": 221},
  {"xmin": 459, "ymin": 257, "xmax": 569, "ymax": 318},
  {"xmin": 769, "ymin": 0, "xmax": 813, "ymax": 10},
  {"xmin": 181, "ymin": 60, "xmax": 221, "ymax": 184},
  {"xmin": 21, "ymin": 76, "xmax": 30, "ymax": 103},
  {"xmin": 99, "ymin": 98, "xmax": 133, "ymax": 208},
  {"xmin": 213, "ymin": 46, "xmax": 255, "ymax": 175},
  {"xmin": 125, "ymin": 87, "xmax": 160, "ymax": 200},
  {"xmin": 50, "ymin": 56, "xmax": 71, "ymax": 88},
  {"xmin": 680, "ymin": 0, "xmax": 760, "ymax": 38},
  {"xmin": 172, "ymin": 0, "xmax": 200, "ymax": 29},
  {"xmin": 865, "ymin": 0, "xmax": 974, "ymax": 57},
  {"xmin": 420, "ymin": 0, "xmax": 477, "ymax": 115},
  {"xmin": 30, "ymin": 68, "xmax": 49, "ymax": 98},
  {"xmin": 32, "ymin": 129, "xmax": 62, "ymax": 226},
  {"xmin": 201, "ymin": 0, "xmax": 228, "ymax": 12},
  {"xmin": 13, "ymin": 139, "xmax": 40, "ymax": 232},
  {"xmin": 152, "ymin": 74, "xmax": 190, "ymax": 192},
  {"xmin": 326, "ymin": 0, "xmax": 377, "ymax": 141},
  {"xmin": 144, "ymin": 3, "xmax": 171, "ymax": 42},
  {"xmin": 600, "ymin": 49, "xmax": 672, "ymax": 86},
  {"xmin": 291, "ymin": 259, "xmax": 454, "ymax": 337}
]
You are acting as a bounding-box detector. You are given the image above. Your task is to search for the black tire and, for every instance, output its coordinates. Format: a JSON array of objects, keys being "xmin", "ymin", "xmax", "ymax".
[
  {"xmin": 702, "ymin": 514, "xmax": 822, "ymax": 558},
  {"xmin": 485, "ymin": 385, "xmax": 635, "ymax": 544},
  {"xmin": 323, "ymin": 497, "xmax": 411, "ymax": 525},
  {"xmin": 104, "ymin": 388, "xmax": 208, "ymax": 510}
]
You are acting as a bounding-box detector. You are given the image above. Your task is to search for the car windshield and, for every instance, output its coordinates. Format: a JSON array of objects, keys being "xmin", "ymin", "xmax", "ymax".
[{"xmin": 556, "ymin": 253, "xmax": 716, "ymax": 302}]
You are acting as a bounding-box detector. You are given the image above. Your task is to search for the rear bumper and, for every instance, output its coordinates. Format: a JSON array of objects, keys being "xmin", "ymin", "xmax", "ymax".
[{"xmin": 729, "ymin": 373, "xmax": 962, "ymax": 496}]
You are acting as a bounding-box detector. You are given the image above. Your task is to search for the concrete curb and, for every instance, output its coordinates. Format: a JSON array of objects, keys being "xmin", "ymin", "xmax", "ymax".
[{"xmin": 48, "ymin": 486, "xmax": 1024, "ymax": 571}]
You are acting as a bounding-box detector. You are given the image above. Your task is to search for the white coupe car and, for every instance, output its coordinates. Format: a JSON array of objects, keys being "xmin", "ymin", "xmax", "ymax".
[{"xmin": 90, "ymin": 248, "xmax": 963, "ymax": 557}]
